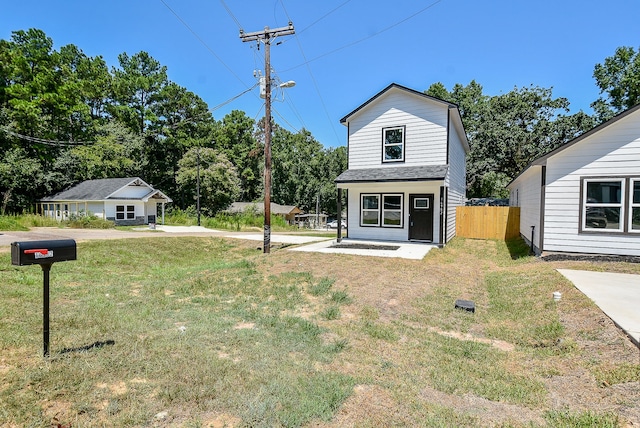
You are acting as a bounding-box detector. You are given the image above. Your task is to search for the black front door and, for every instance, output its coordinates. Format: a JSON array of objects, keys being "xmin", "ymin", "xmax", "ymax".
[{"xmin": 409, "ymin": 194, "xmax": 434, "ymax": 241}]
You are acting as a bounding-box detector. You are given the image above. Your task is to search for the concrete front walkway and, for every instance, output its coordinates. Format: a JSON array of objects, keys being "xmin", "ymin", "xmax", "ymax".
[
  {"xmin": 557, "ymin": 269, "xmax": 640, "ymax": 346},
  {"xmin": 290, "ymin": 238, "xmax": 437, "ymax": 260}
]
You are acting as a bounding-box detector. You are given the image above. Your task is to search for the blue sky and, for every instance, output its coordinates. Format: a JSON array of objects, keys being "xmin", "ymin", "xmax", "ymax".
[{"xmin": 2, "ymin": 0, "xmax": 639, "ymax": 148}]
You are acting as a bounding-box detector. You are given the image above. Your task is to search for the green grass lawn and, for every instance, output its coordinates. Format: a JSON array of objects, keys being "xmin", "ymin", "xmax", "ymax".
[{"xmin": 0, "ymin": 236, "xmax": 637, "ymax": 427}]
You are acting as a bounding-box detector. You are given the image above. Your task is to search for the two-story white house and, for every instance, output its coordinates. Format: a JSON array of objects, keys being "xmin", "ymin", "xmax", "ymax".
[{"xmin": 335, "ymin": 83, "xmax": 469, "ymax": 245}]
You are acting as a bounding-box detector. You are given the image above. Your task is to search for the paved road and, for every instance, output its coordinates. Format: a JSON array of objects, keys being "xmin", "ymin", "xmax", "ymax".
[{"xmin": 0, "ymin": 226, "xmax": 330, "ymax": 250}]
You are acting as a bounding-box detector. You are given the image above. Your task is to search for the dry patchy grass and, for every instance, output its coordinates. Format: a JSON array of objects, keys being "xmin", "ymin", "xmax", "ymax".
[{"xmin": 0, "ymin": 236, "xmax": 638, "ymax": 427}]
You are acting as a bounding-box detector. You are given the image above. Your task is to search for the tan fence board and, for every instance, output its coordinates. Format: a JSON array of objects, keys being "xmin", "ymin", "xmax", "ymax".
[{"xmin": 456, "ymin": 206, "xmax": 520, "ymax": 240}]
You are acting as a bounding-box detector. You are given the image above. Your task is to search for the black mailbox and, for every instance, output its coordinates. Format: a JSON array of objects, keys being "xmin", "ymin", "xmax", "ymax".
[
  {"xmin": 10, "ymin": 239, "xmax": 77, "ymax": 357},
  {"xmin": 11, "ymin": 239, "xmax": 76, "ymax": 266}
]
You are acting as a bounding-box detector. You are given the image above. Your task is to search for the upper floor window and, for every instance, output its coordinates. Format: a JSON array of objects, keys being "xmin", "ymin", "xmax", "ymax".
[{"xmin": 382, "ymin": 126, "xmax": 405, "ymax": 163}]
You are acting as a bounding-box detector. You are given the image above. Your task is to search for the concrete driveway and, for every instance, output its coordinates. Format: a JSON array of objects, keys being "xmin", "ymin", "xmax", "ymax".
[{"xmin": 558, "ymin": 269, "xmax": 640, "ymax": 347}]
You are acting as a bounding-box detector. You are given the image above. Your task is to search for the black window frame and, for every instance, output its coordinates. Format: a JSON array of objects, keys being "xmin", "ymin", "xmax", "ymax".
[
  {"xmin": 116, "ymin": 204, "xmax": 136, "ymax": 220},
  {"xmin": 381, "ymin": 126, "xmax": 406, "ymax": 163},
  {"xmin": 360, "ymin": 193, "xmax": 404, "ymax": 228}
]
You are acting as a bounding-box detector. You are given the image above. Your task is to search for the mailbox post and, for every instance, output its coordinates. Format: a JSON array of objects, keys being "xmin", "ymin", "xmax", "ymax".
[{"xmin": 11, "ymin": 239, "xmax": 77, "ymax": 357}]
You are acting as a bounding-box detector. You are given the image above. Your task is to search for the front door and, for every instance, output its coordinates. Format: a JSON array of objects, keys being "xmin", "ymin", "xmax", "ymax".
[{"xmin": 409, "ymin": 194, "xmax": 434, "ymax": 241}]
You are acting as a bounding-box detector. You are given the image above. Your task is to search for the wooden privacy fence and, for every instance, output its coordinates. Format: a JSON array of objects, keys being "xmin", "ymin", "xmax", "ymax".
[{"xmin": 456, "ymin": 206, "xmax": 520, "ymax": 240}]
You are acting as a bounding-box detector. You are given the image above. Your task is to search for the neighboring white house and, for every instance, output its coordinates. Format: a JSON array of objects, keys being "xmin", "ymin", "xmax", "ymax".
[
  {"xmin": 507, "ymin": 104, "xmax": 640, "ymax": 257},
  {"xmin": 39, "ymin": 177, "xmax": 172, "ymax": 226},
  {"xmin": 335, "ymin": 83, "xmax": 469, "ymax": 245}
]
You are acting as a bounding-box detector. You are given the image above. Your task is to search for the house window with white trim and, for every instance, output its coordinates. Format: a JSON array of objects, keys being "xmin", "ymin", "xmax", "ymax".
[
  {"xmin": 631, "ymin": 179, "xmax": 640, "ymax": 231},
  {"xmin": 582, "ymin": 179, "xmax": 624, "ymax": 231},
  {"xmin": 361, "ymin": 194, "xmax": 380, "ymax": 226},
  {"xmin": 361, "ymin": 193, "xmax": 404, "ymax": 227},
  {"xmin": 382, "ymin": 194, "xmax": 403, "ymax": 227},
  {"xmin": 116, "ymin": 205, "xmax": 136, "ymax": 220},
  {"xmin": 382, "ymin": 126, "xmax": 405, "ymax": 162}
]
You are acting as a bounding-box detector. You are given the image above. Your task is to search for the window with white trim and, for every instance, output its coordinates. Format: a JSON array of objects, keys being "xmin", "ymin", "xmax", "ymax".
[
  {"xmin": 382, "ymin": 194, "xmax": 403, "ymax": 227},
  {"xmin": 361, "ymin": 194, "xmax": 380, "ymax": 226},
  {"xmin": 116, "ymin": 205, "xmax": 136, "ymax": 220},
  {"xmin": 382, "ymin": 126, "xmax": 405, "ymax": 162},
  {"xmin": 361, "ymin": 193, "xmax": 404, "ymax": 228},
  {"xmin": 631, "ymin": 179, "xmax": 640, "ymax": 232},
  {"xmin": 582, "ymin": 179, "xmax": 624, "ymax": 231}
]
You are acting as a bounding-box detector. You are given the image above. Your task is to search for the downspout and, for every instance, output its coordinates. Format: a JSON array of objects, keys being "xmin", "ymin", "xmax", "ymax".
[
  {"xmin": 439, "ymin": 186, "xmax": 445, "ymax": 247},
  {"xmin": 337, "ymin": 188, "xmax": 342, "ymax": 243},
  {"xmin": 538, "ymin": 165, "xmax": 547, "ymax": 255}
]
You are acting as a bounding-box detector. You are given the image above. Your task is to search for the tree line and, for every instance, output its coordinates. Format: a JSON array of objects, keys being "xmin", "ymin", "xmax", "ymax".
[
  {"xmin": 1, "ymin": 28, "xmax": 638, "ymax": 214},
  {"xmin": 426, "ymin": 45, "xmax": 640, "ymax": 198},
  {"xmin": 0, "ymin": 29, "xmax": 346, "ymax": 216}
]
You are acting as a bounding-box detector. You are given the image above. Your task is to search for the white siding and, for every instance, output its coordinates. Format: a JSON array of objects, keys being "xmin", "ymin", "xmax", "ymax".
[
  {"xmin": 113, "ymin": 184, "xmax": 153, "ymax": 198},
  {"xmin": 342, "ymin": 181, "xmax": 443, "ymax": 243},
  {"xmin": 346, "ymin": 90, "xmax": 448, "ymax": 169},
  {"xmin": 87, "ymin": 202, "xmax": 104, "ymax": 218},
  {"xmin": 543, "ymin": 110, "xmax": 640, "ymax": 256},
  {"xmin": 508, "ymin": 166, "xmax": 542, "ymax": 251},
  {"xmin": 446, "ymin": 119, "xmax": 467, "ymax": 242},
  {"xmin": 105, "ymin": 201, "xmax": 144, "ymax": 219}
]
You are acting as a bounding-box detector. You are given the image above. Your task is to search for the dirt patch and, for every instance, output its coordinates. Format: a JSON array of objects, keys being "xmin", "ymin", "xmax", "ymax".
[
  {"xmin": 428, "ymin": 326, "xmax": 516, "ymax": 351},
  {"xmin": 419, "ymin": 386, "xmax": 546, "ymax": 426},
  {"xmin": 233, "ymin": 322, "xmax": 255, "ymax": 330},
  {"xmin": 313, "ymin": 384, "xmax": 413, "ymax": 427}
]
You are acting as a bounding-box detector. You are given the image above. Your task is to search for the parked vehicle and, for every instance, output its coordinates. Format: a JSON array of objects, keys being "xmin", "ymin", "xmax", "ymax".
[{"xmin": 327, "ymin": 220, "xmax": 347, "ymax": 229}]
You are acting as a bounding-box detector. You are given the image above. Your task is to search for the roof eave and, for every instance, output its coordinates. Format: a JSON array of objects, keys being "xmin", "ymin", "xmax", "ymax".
[{"xmin": 339, "ymin": 83, "xmax": 458, "ymax": 124}]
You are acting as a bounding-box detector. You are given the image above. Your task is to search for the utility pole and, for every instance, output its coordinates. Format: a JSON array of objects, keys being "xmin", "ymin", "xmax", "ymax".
[
  {"xmin": 196, "ymin": 146, "xmax": 201, "ymax": 227},
  {"xmin": 240, "ymin": 23, "xmax": 295, "ymax": 254}
]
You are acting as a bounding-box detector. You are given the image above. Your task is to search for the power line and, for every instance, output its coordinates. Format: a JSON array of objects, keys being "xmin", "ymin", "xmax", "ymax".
[
  {"xmin": 209, "ymin": 82, "xmax": 259, "ymax": 112},
  {"xmin": 159, "ymin": 0, "xmax": 248, "ymax": 87},
  {"xmin": 220, "ymin": 0, "xmax": 243, "ymax": 31},
  {"xmin": 272, "ymin": 107, "xmax": 300, "ymax": 134},
  {"xmin": 2, "ymin": 128, "xmax": 94, "ymax": 146},
  {"xmin": 281, "ymin": 0, "xmax": 442, "ymax": 73},
  {"xmin": 280, "ymin": 0, "xmax": 342, "ymax": 145},
  {"xmin": 284, "ymin": 0, "xmax": 353, "ymax": 37}
]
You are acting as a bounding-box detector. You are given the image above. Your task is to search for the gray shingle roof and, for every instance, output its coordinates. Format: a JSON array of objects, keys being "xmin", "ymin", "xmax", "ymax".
[
  {"xmin": 41, "ymin": 177, "xmax": 146, "ymax": 201},
  {"xmin": 335, "ymin": 165, "xmax": 448, "ymax": 183}
]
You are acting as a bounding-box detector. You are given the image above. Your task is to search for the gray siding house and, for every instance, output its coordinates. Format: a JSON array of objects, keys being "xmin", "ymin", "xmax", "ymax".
[
  {"xmin": 335, "ymin": 83, "xmax": 469, "ymax": 245},
  {"xmin": 508, "ymin": 104, "xmax": 640, "ymax": 256}
]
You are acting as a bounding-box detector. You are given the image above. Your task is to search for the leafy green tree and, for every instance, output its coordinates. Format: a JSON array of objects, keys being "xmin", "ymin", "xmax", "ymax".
[
  {"xmin": 317, "ymin": 145, "xmax": 347, "ymax": 215},
  {"xmin": 150, "ymin": 82, "xmax": 216, "ymax": 202},
  {"xmin": 0, "ymin": 29, "xmax": 109, "ymax": 165},
  {"xmin": 176, "ymin": 147, "xmax": 240, "ymax": 214},
  {"xmin": 108, "ymin": 51, "xmax": 168, "ymax": 136},
  {"xmin": 1, "ymin": 29, "xmax": 58, "ymax": 148},
  {"xmin": 214, "ymin": 110, "xmax": 261, "ymax": 201},
  {"xmin": 271, "ymin": 126, "xmax": 346, "ymax": 214},
  {"xmin": 592, "ymin": 46, "xmax": 640, "ymax": 122},
  {"xmin": 427, "ymin": 82, "xmax": 594, "ymax": 197},
  {"xmin": 0, "ymin": 147, "xmax": 44, "ymax": 214},
  {"xmin": 53, "ymin": 122, "xmax": 144, "ymax": 183}
]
